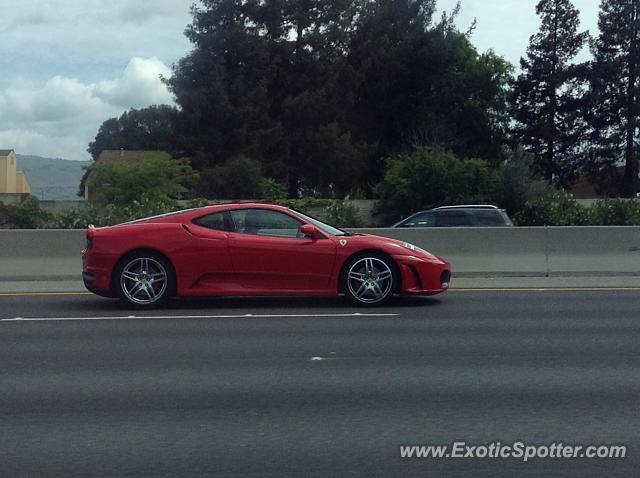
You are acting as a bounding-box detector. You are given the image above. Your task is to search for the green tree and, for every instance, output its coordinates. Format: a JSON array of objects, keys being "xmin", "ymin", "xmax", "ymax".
[
  {"xmin": 197, "ymin": 156, "xmax": 265, "ymax": 199},
  {"xmin": 375, "ymin": 146, "xmax": 504, "ymax": 220},
  {"xmin": 168, "ymin": 0, "xmax": 365, "ymax": 197},
  {"xmin": 87, "ymin": 105, "xmax": 180, "ymax": 161},
  {"xmin": 167, "ymin": 0, "xmax": 512, "ymax": 197},
  {"xmin": 500, "ymin": 147, "xmax": 545, "ymax": 214},
  {"xmin": 588, "ymin": 0, "xmax": 640, "ymax": 197},
  {"xmin": 82, "ymin": 105, "xmax": 182, "ymax": 197},
  {"xmin": 348, "ymin": 0, "xmax": 512, "ymax": 188},
  {"xmin": 86, "ymin": 152, "xmax": 198, "ymax": 206},
  {"xmin": 512, "ymin": 0, "xmax": 589, "ymax": 186}
]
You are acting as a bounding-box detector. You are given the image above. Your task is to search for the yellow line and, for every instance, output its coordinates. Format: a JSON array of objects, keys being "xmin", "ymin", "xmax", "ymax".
[
  {"xmin": 0, "ymin": 292, "xmax": 92, "ymax": 297},
  {"xmin": 450, "ymin": 287, "xmax": 640, "ymax": 292},
  {"xmin": 1, "ymin": 288, "xmax": 639, "ymax": 298}
]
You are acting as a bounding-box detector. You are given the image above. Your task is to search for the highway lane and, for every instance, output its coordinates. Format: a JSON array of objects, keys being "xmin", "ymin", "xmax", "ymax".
[{"xmin": 0, "ymin": 290, "xmax": 638, "ymax": 477}]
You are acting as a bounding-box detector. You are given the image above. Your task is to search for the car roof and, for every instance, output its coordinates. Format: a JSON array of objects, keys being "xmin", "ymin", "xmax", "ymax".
[
  {"xmin": 433, "ymin": 205, "xmax": 499, "ymax": 210},
  {"xmin": 199, "ymin": 202, "xmax": 289, "ymax": 212},
  {"xmin": 180, "ymin": 202, "xmax": 294, "ymax": 219},
  {"xmin": 404, "ymin": 205, "xmax": 501, "ymax": 216},
  {"xmin": 117, "ymin": 202, "xmax": 292, "ymax": 226}
]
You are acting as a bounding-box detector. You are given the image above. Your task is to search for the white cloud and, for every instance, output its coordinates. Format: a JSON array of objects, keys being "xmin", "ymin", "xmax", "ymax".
[
  {"xmin": 0, "ymin": 0, "xmax": 192, "ymax": 88},
  {"xmin": 2, "ymin": 0, "xmax": 191, "ymax": 39},
  {"xmin": 0, "ymin": 57, "xmax": 175, "ymax": 161},
  {"xmin": 116, "ymin": 2, "xmax": 177, "ymax": 24},
  {"xmin": 2, "ymin": 76, "xmax": 99, "ymax": 123},
  {"xmin": 0, "ymin": 1, "xmax": 189, "ymax": 160},
  {"xmin": 94, "ymin": 57, "xmax": 174, "ymax": 108},
  {"xmin": 0, "ymin": 129, "xmax": 90, "ymax": 163}
]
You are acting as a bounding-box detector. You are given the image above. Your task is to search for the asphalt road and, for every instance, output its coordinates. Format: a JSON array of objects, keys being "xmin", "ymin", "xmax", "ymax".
[{"xmin": 0, "ymin": 290, "xmax": 638, "ymax": 477}]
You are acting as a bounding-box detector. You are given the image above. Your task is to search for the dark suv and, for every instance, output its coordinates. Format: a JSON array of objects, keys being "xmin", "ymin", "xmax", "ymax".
[{"xmin": 391, "ymin": 205, "xmax": 514, "ymax": 228}]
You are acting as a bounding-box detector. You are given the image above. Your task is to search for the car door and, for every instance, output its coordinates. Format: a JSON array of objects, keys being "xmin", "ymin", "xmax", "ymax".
[
  {"xmin": 435, "ymin": 210, "xmax": 473, "ymax": 227},
  {"xmin": 402, "ymin": 212, "xmax": 435, "ymax": 227},
  {"xmin": 228, "ymin": 208, "xmax": 337, "ymax": 291},
  {"xmin": 471, "ymin": 209, "xmax": 512, "ymax": 226},
  {"xmin": 178, "ymin": 211, "xmax": 235, "ymax": 289}
]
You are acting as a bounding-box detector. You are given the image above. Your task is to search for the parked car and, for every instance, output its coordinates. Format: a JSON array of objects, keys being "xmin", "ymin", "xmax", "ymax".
[
  {"xmin": 392, "ymin": 205, "xmax": 514, "ymax": 228},
  {"xmin": 82, "ymin": 203, "xmax": 451, "ymax": 308}
]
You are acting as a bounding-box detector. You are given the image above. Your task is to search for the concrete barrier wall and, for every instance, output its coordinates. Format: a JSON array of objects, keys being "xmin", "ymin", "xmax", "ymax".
[
  {"xmin": 355, "ymin": 228, "xmax": 549, "ymax": 275},
  {"xmin": 356, "ymin": 227, "xmax": 640, "ymax": 276},
  {"xmin": 0, "ymin": 230, "xmax": 85, "ymax": 281},
  {"xmin": 1, "ymin": 227, "xmax": 640, "ymax": 281},
  {"xmin": 546, "ymin": 227, "xmax": 640, "ymax": 275}
]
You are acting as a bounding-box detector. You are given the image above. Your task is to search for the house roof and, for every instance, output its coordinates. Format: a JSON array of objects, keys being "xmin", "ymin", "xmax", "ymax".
[
  {"xmin": 0, "ymin": 149, "xmax": 15, "ymax": 156},
  {"xmin": 96, "ymin": 150, "xmax": 169, "ymax": 164}
]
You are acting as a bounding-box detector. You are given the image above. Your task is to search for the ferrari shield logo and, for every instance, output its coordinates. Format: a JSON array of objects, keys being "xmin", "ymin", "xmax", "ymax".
[{"xmin": 339, "ymin": 239, "xmax": 348, "ymax": 247}]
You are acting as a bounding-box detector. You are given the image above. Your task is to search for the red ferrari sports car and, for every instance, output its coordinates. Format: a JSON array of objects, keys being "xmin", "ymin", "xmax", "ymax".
[{"xmin": 82, "ymin": 203, "xmax": 451, "ymax": 308}]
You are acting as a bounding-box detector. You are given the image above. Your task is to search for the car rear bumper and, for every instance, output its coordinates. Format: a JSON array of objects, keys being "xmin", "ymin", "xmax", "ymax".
[
  {"xmin": 393, "ymin": 254, "xmax": 451, "ymax": 296},
  {"xmin": 82, "ymin": 268, "xmax": 115, "ymax": 297},
  {"xmin": 82, "ymin": 247, "xmax": 114, "ymax": 296}
]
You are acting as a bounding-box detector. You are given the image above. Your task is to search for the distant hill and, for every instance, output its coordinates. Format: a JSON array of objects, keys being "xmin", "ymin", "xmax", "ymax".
[{"xmin": 16, "ymin": 155, "xmax": 92, "ymax": 200}]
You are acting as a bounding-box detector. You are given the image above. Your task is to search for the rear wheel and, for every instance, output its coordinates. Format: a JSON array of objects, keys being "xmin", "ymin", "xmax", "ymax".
[
  {"xmin": 342, "ymin": 253, "xmax": 398, "ymax": 306},
  {"xmin": 114, "ymin": 252, "xmax": 174, "ymax": 308}
]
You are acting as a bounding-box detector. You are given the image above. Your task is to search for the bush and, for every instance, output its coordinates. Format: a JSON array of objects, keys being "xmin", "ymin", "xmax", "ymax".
[
  {"xmin": 513, "ymin": 188, "xmax": 592, "ymax": 226},
  {"xmin": 258, "ymin": 178, "xmax": 288, "ymax": 202},
  {"xmin": 48, "ymin": 195, "xmax": 182, "ymax": 228},
  {"xmin": 51, "ymin": 206, "xmax": 96, "ymax": 229},
  {"xmin": 274, "ymin": 197, "xmax": 333, "ymax": 213},
  {"xmin": 185, "ymin": 198, "xmax": 210, "ymax": 208},
  {"xmin": 4, "ymin": 196, "xmax": 53, "ymax": 229},
  {"xmin": 590, "ymin": 199, "xmax": 640, "ymax": 225},
  {"xmin": 272, "ymin": 198, "xmax": 365, "ymax": 227},
  {"xmin": 499, "ymin": 148, "xmax": 545, "ymax": 215},
  {"xmin": 87, "ymin": 152, "xmax": 198, "ymax": 205},
  {"xmin": 375, "ymin": 146, "xmax": 503, "ymax": 222},
  {"xmin": 322, "ymin": 201, "xmax": 364, "ymax": 228}
]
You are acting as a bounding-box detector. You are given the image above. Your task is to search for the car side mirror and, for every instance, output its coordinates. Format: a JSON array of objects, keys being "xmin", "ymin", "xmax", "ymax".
[{"xmin": 300, "ymin": 224, "xmax": 317, "ymax": 238}]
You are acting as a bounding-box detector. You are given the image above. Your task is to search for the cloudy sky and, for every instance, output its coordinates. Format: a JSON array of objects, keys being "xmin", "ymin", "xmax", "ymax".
[{"xmin": 0, "ymin": 0, "xmax": 600, "ymax": 162}]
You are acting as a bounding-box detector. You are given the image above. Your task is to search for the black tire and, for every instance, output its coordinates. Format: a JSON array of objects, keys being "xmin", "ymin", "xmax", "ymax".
[
  {"xmin": 341, "ymin": 252, "xmax": 399, "ymax": 306},
  {"xmin": 113, "ymin": 251, "xmax": 175, "ymax": 309}
]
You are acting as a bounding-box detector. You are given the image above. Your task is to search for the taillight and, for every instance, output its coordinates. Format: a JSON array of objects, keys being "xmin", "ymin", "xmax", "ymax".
[{"xmin": 86, "ymin": 225, "xmax": 95, "ymax": 249}]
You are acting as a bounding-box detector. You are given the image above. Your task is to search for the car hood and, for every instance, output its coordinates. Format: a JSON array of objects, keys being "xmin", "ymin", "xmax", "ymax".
[{"xmin": 340, "ymin": 232, "xmax": 437, "ymax": 258}]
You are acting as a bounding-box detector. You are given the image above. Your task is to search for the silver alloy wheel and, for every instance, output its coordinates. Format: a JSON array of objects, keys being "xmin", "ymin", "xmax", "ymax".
[
  {"xmin": 347, "ymin": 257, "xmax": 393, "ymax": 304},
  {"xmin": 120, "ymin": 257, "xmax": 168, "ymax": 305}
]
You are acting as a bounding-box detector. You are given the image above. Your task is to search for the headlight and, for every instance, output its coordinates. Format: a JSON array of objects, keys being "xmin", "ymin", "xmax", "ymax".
[{"xmin": 403, "ymin": 242, "xmax": 433, "ymax": 256}]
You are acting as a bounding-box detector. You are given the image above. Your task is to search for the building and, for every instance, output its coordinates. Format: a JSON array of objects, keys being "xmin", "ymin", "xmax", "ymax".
[
  {"xmin": 84, "ymin": 150, "xmax": 170, "ymax": 200},
  {"xmin": 0, "ymin": 149, "xmax": 31, "ymax": 194}
]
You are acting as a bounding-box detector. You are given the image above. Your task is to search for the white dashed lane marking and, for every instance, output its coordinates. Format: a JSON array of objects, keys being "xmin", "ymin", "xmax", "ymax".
[{"xmin": 1, "ymin": 312, "xmax": 400, "ymax": 322}]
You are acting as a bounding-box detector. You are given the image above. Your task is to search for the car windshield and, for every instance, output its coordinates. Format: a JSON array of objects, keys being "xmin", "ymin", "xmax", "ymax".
[{"xmin": 291, "ymin": 209, "xmax": 347, "ymax": 236}]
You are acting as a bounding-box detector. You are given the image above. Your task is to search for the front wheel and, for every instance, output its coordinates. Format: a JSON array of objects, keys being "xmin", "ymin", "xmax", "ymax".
[
  {"xmin": 342, "ymin": 253, "xmax": 398, "ymax": 306},
  {"xmin": 114, "ymin": 252, "xmax": 174, "ymax": 308}
]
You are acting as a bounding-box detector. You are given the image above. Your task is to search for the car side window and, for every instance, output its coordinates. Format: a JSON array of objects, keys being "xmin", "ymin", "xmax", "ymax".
[
  {"xmin": 436, "ymin": 211, "xmax": 471, "ymax": 227},
  {"xmin": 472, "ymin": 210, "xmax": 506, "ymax": 226},
  {"xmin": 193, "ymin": 212, "xmax": 229, "ymax": 231},
  {"xmin": 230, "ymin": 209, "xmax": 302, "ymax": 238},
  {"xmin": 405, "ymin": 212, "xmax": 435, "ymax": 227}
]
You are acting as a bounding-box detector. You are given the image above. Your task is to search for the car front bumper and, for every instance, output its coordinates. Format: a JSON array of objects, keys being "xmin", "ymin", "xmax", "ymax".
[{"xmin": 393, "ymin": 254, "xmax": 451, "ymax": 296}]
